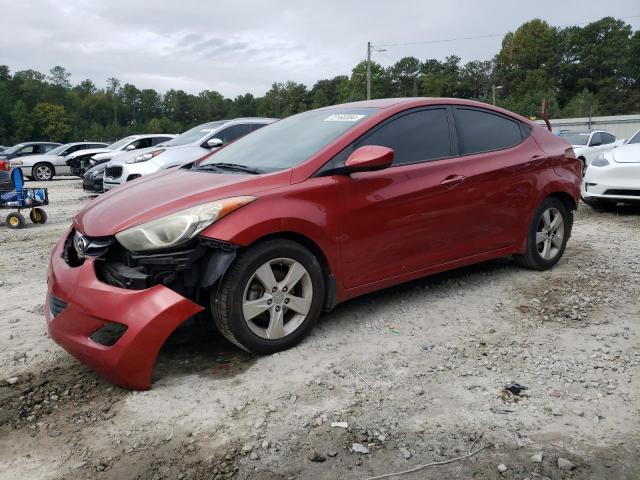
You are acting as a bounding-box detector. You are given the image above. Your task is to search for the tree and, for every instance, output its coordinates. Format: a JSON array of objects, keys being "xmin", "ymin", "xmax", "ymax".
[
  {"xmin": 388, "ymin": 57, "xmax": 422, "ymax": 97},
  {"xmin": 11, "ymin": 100, "xmax": 33, "ymax": 141},
  {"xmin": 49, "ymin": 66, "xmax": 71, "ymax": 88},
  {"xmin": 32, "ymin": 103, "xmax": 71, "ymax": 141}
]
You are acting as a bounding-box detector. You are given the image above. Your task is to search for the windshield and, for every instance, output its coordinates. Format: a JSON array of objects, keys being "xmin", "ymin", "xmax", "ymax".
[
  {"xmin": 199, "ymin": 108, "xmax": 377, "ymax": 172},
  {"xmin": 559, "ymin": 132, "xmax": 590, "ymax": 146},
  {"xmin": 107, "ymin": 136, "xmax": 136, "ymax": 150},
  {"xmin": 165, "ymin": 121, "xmax": 227, "ymax": 147},
  {"xmin": 47, "ymin": 144, "xmax": 70, "ymax": 155},
  {"xmin": 3, "ymin": 143, "xmax": 26, "ymax": 154},
  {"xmin": 627, "ymin": 130, "xmax": 640, "ymax": 144}
]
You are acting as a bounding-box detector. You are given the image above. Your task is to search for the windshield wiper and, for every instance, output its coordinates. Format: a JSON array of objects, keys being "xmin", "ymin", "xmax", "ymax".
[{"xmin": 198, "ymin": 162, "xmax": 263, "ymax": 174}]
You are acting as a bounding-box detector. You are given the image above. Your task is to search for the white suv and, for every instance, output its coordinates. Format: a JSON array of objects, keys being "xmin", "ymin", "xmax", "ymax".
[{"xmin": 102, "ymin": 118, "xmax": 276, "ymax": 191}]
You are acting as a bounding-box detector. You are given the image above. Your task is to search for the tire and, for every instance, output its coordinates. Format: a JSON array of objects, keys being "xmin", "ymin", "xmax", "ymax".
[
  {"xmin": 582, "ymin": 198, "xmax": 617, "ymax": 212},
  {"xmin": 30, "ymin": 208, "xmax": 47, "ymax": 224},
  {"xmin": 6, "ymin": 212, "xmax": 26, "ymax": 229},
  {"xmin": 211, "ymin": 239, "xmax": 325, "ymax": 354},
  {"xmin": 515, "ymin": 197, "xmax": 572, "ymax": 270},
  {"xmin": 33, "ymin": 163, "xmax": 54, "ymax": 181}
]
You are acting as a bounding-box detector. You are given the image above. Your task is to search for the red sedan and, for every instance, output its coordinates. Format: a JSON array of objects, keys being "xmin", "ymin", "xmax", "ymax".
[{"xmin": 46, "ymin": 98, "xmax": 581, "ymax": 389}]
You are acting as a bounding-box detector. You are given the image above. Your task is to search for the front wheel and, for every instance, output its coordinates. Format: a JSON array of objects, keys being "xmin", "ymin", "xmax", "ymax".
[
  {"xmin": 211, "ymin": 239, "xmax": 325, "ymax": 354},
  {"xmin": 515, "ymin": 197, "xmax": 572, "ymax": 270},
  {"xmin": 33, "ymin": 163, "xmax": 54, "ymax": 181}
]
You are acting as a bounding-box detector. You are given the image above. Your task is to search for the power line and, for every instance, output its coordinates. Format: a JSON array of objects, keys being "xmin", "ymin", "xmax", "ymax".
[{"xmin": 374, "ymin": 13, "xmax": 640, "ymax": 48}]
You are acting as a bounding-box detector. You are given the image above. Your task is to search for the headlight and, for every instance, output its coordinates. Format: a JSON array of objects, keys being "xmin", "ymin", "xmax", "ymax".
[
  {"xmin": 126, "ymin": 149, "xmax": 165, "ymax": 164},
  {"xmin": 591, "ymin": 155, "xmax": 609, "ymax": 167},
  {"xmin": 115, "ymin": 196, "xmax": 255, "ymax": 252}
]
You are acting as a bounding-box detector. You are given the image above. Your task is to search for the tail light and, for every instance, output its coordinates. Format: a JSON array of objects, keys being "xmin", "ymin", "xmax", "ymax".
[{"xmin": 0, "ymin": 159, "xmax": 9, "ymax": 171}]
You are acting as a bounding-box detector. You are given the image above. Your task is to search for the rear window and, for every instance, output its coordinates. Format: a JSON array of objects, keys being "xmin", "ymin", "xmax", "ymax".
[{"xmin": 454, "ymin": 108, "xmax": 523, "ymax": 155}]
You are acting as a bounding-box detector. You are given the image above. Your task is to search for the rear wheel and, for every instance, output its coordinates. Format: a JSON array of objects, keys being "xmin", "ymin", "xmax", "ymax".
[
  {"xmin": 515, "ymin": 197, "xmax": 571, "ymax": 270},
  {"xmin": 33, "ymin": 163, "xmax": 54, "ymax": 181},
  {"xmin": 6, "ymin": 212, "xmax": 26, "ymax": 229},
  {"xmin": 30, "ymin": 208, "xmax": 47, "ymax": 224},
  {"xmin": 211, "ymin": 239, "xmax": 325, "ymax": 354}
]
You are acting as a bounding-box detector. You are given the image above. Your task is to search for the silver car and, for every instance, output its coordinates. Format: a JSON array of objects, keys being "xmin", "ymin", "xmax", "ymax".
[
  {"xmin": 65, "ymin": 134, "xmax": 176, "ymax": 177},
  {"xmin": 10, "ymin": 142, "xmax": 107, "ymax": 180},
  {"xmin": 103, "ymin": 118, "xmax": 277, "ymax": 191}
]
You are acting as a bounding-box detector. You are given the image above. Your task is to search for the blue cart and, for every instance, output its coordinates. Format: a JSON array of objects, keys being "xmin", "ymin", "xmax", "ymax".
[{"xmin": 0, "ymin": 168, "xmax": 49, "ymax": 229}]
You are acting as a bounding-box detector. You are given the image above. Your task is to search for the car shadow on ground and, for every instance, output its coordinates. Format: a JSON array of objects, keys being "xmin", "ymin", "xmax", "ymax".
[{"xmin": 152, "ymin": 257, "xmax": 517, "ymax": 386}]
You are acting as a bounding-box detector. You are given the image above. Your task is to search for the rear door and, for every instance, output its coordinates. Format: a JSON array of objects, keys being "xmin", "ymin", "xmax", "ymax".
[{"xmin": 450, "ymin": 106, "xmax": 544, "ymax": 252}]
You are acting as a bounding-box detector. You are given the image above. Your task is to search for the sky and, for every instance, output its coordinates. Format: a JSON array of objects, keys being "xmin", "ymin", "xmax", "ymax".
[{"xmin": 1, "ymin": 0, "xmax": 639, "ymax": 98}]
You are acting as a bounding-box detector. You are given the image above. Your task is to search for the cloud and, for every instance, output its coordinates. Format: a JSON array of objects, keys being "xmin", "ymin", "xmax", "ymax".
[{"xmin": 1, "ymin": 0, "xmax": 638, "ymax": 97}]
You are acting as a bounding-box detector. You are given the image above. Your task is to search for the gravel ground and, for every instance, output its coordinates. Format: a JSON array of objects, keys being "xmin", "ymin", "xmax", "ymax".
[{"xmin": 0, "ymin": 178, "xmax": 638, "ymax": 480}]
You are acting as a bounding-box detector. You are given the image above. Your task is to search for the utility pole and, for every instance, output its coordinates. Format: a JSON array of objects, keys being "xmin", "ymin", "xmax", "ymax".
[
  {"xmin": 366, "ymin": 42, "xmax": 372, "ymax": 100},
  {"xmin": 492, "ymin": 85, "xmax": 503, "ymax": 106}
]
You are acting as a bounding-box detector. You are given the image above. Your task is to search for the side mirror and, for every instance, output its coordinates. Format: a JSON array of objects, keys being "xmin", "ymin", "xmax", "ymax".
[
  {"xmin": 206, "ymin": 138, "xmax": 224, "ymax": 148},
  {"xmin": 345, "ymin": 145, "xmax": 394, "ymax": 173},
  {"xmin": 125, "ymin": 144, "xmax": 136, "ymax": 151}
]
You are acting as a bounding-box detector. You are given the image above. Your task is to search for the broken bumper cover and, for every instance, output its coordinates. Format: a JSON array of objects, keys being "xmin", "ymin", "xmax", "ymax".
[{"xmin": 45, "ymin": 235, "xmax": 204, "ymax": 390}]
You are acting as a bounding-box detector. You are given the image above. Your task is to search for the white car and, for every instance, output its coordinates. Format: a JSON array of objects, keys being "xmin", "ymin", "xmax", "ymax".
[
  {"xmin": 559, "ymin": 130, "xmax": 623, "ymax": 171},
  {"xmin": 65, "ymin": 134, "xmax": 175, "ymax": 177},
  {"xmin": 10, "ymin": 142, "xmax": 108, "ymax": 180},
  {"xmin": 581, "ymin": 129, "xmax": 640, "ymax": 210},
  {"xmin": 102, "ymin": 118, "xmax": 276, "ymax": 191}
]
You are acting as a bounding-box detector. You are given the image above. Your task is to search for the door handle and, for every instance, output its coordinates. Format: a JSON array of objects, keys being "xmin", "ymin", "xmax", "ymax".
[{"xmin": 440, "ymin": 174, "xmax": 466, "ymax": 186}]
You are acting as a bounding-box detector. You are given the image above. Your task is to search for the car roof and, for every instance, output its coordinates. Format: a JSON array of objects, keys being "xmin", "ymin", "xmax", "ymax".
[
  {"xmin": 64, "ymin": 141, "xmax": 109, "ymax": 146},
  {"xmin": 126, "ymin": 133, "xmax": 177, "ymax": 139},
  {"xmin": 15, "ymin": 141, "xmax": 61, "ymax": 145},
  {"xmin": 219, "ymin": 117, "xmax": 278, "ymax": 125}
]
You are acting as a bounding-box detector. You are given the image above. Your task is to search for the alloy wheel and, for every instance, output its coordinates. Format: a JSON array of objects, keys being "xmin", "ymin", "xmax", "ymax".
[
  {"xmin": 35, "ymin": 165, "xmax": 52, "ymax": 180},
  {"xmin": 536, "ymin": 207, "xmax": 565, "ymax": 260},
  {"xmin": 242, "ymin": 258, "xmax": 313, "ymax": 340}
]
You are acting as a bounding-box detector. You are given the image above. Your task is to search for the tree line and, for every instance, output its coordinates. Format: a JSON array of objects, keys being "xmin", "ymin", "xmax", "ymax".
[{"xmin": 0, "ymin": 16, "xmax": 638, "ymax": 145}]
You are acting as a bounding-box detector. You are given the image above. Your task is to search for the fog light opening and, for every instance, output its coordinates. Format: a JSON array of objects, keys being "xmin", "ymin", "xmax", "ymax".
[{"xmin": 89, "ymin": 322, "xmax": 128, "ymax": 346}]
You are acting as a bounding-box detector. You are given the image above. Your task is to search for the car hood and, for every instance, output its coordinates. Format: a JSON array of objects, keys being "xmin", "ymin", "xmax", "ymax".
[
  {"xmin": 612, "ymin": 143, "xmax": 640, "ymax": 163},
  {"xmin": 67, "ymin": 148, "xmax": 113, "ymax": 159},
  {"xmin": 74, "ymin": 167, "xmax": 292, "ymax": 237}
]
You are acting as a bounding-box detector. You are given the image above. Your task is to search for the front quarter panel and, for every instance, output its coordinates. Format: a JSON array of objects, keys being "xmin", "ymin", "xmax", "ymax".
[{"xmin": 200, "ymin": 176, "xmax": 346, "ymax": 295}]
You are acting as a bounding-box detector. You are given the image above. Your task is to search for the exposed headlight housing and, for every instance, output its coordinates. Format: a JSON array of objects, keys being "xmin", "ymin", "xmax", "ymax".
[
  {"xmin": 126, "ymin": 149, "xmax": 165, "ymax": 164},
  {"xmin": 591, "ymin": 155, "xmax": 609, "ymax": 167},
  {"xmin": 115, "ymin": 196, "xmax": 255, "ymax": 252}
]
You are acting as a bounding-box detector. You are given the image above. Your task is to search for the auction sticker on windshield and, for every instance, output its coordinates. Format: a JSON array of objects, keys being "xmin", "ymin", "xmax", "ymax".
[{"xmin": 324, "ymin": 114, "xmax": 366, "ymax": 122}]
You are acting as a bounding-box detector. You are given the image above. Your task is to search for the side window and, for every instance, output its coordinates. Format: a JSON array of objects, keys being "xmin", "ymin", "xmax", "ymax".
[
  {"xmin": 357, "ymin": 109, "xmax": 452, "ymax": 165},
  {"xmin": 215, "ymin": 124, "xmax": 253, "ymax": 145},
  {"xmin": 454, "ymin": 108, "xmax": 523, "ymax": 155},
  {"xmin": 600, "ymin": 132, "xmax": 615, "ymax": 145},
  {"xmin": 250, "ymin": 123, "xmax": 268, "ymax": 132},
  {"xmin": 66, "ymin": 145, "xmax": 81, "ymax": 154},
  {"xmin": 19, "ymin": 146, "xmax": 35, "ymax": 154},
  {"xmin": 42, "ymin": 144, "xmax": 55, "ymax": 152},
  {"xmin": 132, "ymin": 138, "xmax": 152, "ymax": 149},
  {"xmin": 152, "ymin": 136, "xmax": 172, "ymax": 146},
  {"xmin": 589, "ymin": 132, "xmax": 602, "ymax": 146}
]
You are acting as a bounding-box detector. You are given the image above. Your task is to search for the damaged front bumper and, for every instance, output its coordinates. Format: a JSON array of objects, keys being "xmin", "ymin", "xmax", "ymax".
[{"xmin": 45, "ymin": 230, "xmax": 236, "ymax": 390}]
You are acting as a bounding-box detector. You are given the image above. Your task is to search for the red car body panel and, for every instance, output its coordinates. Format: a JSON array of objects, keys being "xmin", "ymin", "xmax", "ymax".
[
  {"xmin": 46, "ymin": 98, "xmax": 581, "ymax": 389},
  {"xmin": 46, "ymin": 230, "xmax": 203, "ymax": 389}
]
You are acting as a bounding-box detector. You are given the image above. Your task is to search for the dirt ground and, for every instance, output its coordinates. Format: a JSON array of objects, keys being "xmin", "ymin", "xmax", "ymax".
[{"xmin": 0, "ymin": 178, "xmax": 638, "ymax": 480}]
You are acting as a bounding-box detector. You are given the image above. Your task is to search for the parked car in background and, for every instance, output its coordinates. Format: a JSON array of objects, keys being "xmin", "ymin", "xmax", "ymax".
[
  {"xmin": 66, "ymin": 134, "xmax": 176, "ymax": 177},
  {"xmin": 102, "ymin": 118, "xmax": 276, "ymax": 191},
  {"xmin": 582, "ymin": 128, "xmax": 640, "ymax": 209},
  {"xmin": 82, "ymin": 162, "xmax": 108, "ymax": 193},
  {"xmin": 558, "ymin": 130, "xmax": 623, "ymax": 171},
  {"xmin": 45, "ymin": 98, "xmax": 581, "ymax": 389},
  {"xmin": 10, "ymin": 142, "xmax": 108, "ymax": 180},
  {"xmin": 0, "ymin": 146, "xmax": 7, "ymax": 152},
  {"xmin": 0, "ymin": 142, "xmax": 61, "ymax": 161}
]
